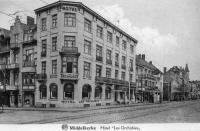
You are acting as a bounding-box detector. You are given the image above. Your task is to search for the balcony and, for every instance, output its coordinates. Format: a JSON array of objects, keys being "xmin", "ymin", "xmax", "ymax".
[
  {"xmin": 23, "ymin": 61, "xmax": 35, "ymax": 67},
  {"xmin": 96, "ymin": 56, "xmax": 103, "ymax": 62},
  {"xmin": 60, "ymin": 73, "xmax": 79, "ymax": 81},
  {"xmin": 0, "ymin": 46, "xmax": 10, "ymax": 54},
  {"xmin": 138, "ymin": 74, "xmax": 156, "ymax": 80},
  {"xmin": 6, "ymin": 63, "xmax": 19, "ymax": 69},
  {"xmin": 41, "ymin": 51, "xmax": 46, "ymax": 57},
  {"xmin": 115, "ymin": 62, "xmax": 119, "ymax": 67},
  {"xmin": 22, "ymin": 61, "xmax": 36, "ymax": 72},
  {"xmin": 36, "ymin": 73, "xmax": 47, "ymax": 82},
  {"xmin": 106, "ymin": 59, "xmax": 112, "ymax": 65},
  {"xmin": 10, "ymin": 43, "xmax": 20, "ymax": 50},
  {"xmin": 59, "ymin": 46, "xmax": 80, "ymax": 56},
  {"xmin": 121, "ymin": 65, "xmax": 126, "ymax": 70},
  {"xmin": 22, "ymin": 39, "xmax": 37, "ymax": 46},
  {"xmin": 95, "ymin": 76, "xmax": 136, "ymax": 88}
]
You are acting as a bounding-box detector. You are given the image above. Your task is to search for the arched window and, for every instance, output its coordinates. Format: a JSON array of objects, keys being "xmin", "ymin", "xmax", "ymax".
[
  {"xmin": 105, "ymin": 86, "xmax": 111, "ymax": 99},
  {"xmin": 95, "ymin": 86, "xmax": 102, "ymax": 99},
  {"xmin": 64, "ymin": 83, "xmax": 74, "ymax": 100},
  {"xmin": 49, "ymin": 83, "xmax": 58, "ymax": 99},
  {"xmin": 82, "ymin": 84, "xmax": 91, "ymax": 99},
  {"xmin": 39, "ymin": 84, "xmax": 47, "ymax": 99}
]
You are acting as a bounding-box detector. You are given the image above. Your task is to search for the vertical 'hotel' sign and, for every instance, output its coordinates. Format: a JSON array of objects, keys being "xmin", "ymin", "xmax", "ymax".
[{"xmin": 62, "ymin": 5, "xmax": 78, "ymax": 12}]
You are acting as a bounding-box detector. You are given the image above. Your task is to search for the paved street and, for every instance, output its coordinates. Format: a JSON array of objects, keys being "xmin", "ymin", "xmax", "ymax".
[{"xmin": 0, "ymin": 100, "xmax": 200, "ymax": 124}]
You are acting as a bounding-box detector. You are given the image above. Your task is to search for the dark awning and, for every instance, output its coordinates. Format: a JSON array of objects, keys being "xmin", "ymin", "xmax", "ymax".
[
  {"xmin": 82, "ymin": 84, "xmax": 91, "ymax": 93},
  {"xmin": 64, "ymin": 84, "xmax": 74, "ymax": 92},
  {"xmin": 39, "ymin": 84, "xmax": 47, "ymax": 91},
  {"xmin": 95, "ymin": 86, "xmax": 102, "ymax": 93},
  {"xmin": 50, "ymin": 83, "xmax": 58, "ymax": 92}
]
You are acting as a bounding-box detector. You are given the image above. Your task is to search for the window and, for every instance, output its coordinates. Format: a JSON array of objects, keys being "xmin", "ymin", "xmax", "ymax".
[
  {"xmin": 130, "ymin": 74, "xmax": 133, "ymax": 82},
  {"xmin": 52, "ymin": 60, "xmax": 57, "ymax": 74},
  {"xmin": 52, "ymin": 37, "xmax": 57, "ymax": 51},
  {"xmin": 116, "ymin": 36, "xmax": 119, "ymax": 47},
  {"xmin": 122, "ymin": 56, "xmax": 126, "ymax": 67},
  {"xmin": 96, "ymin": 45, "xmax": 102, "ymax": 61},
  {"xmin": 52, "ymin": 14, "xmax": 57, "ymax": 28},
  {"xmin": 41, "ymin": 18, "xmax": 46, "ymax": 31},
  {"xmin": 106, "ymin": 68, "xmax": 111, "ymax": 78},
  {"xmin": 130, "ymin": 45, "xmax": 134, "ymax": 54},
  {"xmin": 14, "ymin": 34, "xmax": 19, "ymax": 43},
  {"xmin": 64, "ymin": 13, "xmax": 76, "ymax": 27},
  {"xmin": 64, "ymin": 84, "xmax": 74, "ymax": 100},
  {"xmin": 50, "ymin": 83, "xmax": 58, "ymax": 99},
  {"xmin": 115, "ymin": 70, "xmax": 118, "ymax": 79},
  {"xmin": 84, "ymin": 18, "xmax": 91, "ymax": 33},
  {"xmin": 39, "ymin": 84, "xmax": 47, "ymax": 99},
  {"xmin": 106, "ymin": 49, "xmax": 112, "ymax": 60},
  {"xmin": 96, "ymin": 26, "xmax": 103, "ymax": 38},
  {"xmin": 41, "ymin": 40, "xmax": 46, "ymax": 57},
  {"xmin": 83, "ymin": 62, "xmax": 91, "ymax": 78},
  {"xmin": 64, "ymin": 36, "xmax": 75, "ymax": 48},
  {"xmin": 82, "ymin": 84, "xmax": 91, "ymax": 99},
  {"xmin": 41, "ymin": 61, "xmax": 46, "ymax": 74},
  {"xmin": 84, "ymin": 40, "xmax": 91, "ymax": 55},
  {"xmin": 62, "ymin": 56, "xmax": 78, "ymax": 73},
  {"xmin": 95, "ymin": 86, "xmax": 102, "ymax": 99},
  {"xmin": 122, "ymin": 40, "xmax": 127, "ymax": 50},
  {"xmin": 23, "ymin": 73, "xmax": 35, "ymax": 85},
  {"xmin": 121, "ymin": 71, "xmax": 125, "ymax": 80},
  {"xmin": 107, "ymin": 31, "xmax": 112, "ymax": 43},
  {"xmin": 115, "ymin": 53, "xmax": 119, "ymax": 66},
  {"xmin": 105, "ymin": 86, "xmax": 111, "ymax": 99},
  {"xmin": 129, "ymin": 59, "xmax": 133, "ymax": 71},
  {"xmin": 96, "ymin": 65, "xmax": 102, "ymax": 77},
  {"xmin": 24, "ymin": 49, "xmax": 34, "ymax": 61}
]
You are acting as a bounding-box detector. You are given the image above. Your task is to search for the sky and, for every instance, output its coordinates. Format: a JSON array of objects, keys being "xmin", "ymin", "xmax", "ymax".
[{"xmin": 0, "ymin": 0, "xmax": 200, "ymax": 80}]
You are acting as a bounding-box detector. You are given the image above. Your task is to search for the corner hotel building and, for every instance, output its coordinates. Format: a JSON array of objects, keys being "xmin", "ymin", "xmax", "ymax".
[{"xmin": 34, "ymin": 1, "xmax": 138, "ymax": 108}]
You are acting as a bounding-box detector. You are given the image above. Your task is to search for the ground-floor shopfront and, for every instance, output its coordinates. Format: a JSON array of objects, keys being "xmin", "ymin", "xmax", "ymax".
[
  {"xmin": 135, "ymin": 89, "xmax": 161, "ymax": 103},
  {"xmin": 35, "ymin": 78, "xmax": 136, "ymax": 108}
]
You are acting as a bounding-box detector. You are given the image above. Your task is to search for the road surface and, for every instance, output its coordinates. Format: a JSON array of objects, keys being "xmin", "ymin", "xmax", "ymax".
[{"xmin": 0, "ymin": 100, "xmax": 200, "ymax": 124}]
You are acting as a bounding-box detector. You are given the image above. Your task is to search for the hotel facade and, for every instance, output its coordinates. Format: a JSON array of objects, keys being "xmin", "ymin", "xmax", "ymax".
[{"xmin": 34, "ymin": 1, "xmax": 137, "ymax": 108}]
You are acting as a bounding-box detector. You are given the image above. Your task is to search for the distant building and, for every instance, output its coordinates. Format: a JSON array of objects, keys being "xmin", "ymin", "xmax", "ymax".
[
  {"xmin": 136, "ymin": 54, "xmax": 163, "ymax": 103},
  {"xmin": 188, "ymin": 81, "xmax": 200, "ymax": 99},
  {"xmin": 163, "ymin": 64, "xmax": 190, "ymax": 101}
]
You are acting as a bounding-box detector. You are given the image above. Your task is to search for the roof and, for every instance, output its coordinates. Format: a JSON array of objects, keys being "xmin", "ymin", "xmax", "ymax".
[
  {"xmin": 185, "ymin": 64, "xmax": 189, "ymax": 72},
  {"xmin": 34, "ymin": 1, "xmax": 138, "ymax": 43},
  {"xmin": 136, "ymin": 56, "xmax": 162, "ymax": 74}
]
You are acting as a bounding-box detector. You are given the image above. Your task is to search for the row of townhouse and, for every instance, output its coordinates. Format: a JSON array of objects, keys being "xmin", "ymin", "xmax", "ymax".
[{"xmin": 0, "ymin": 1, "xmax": 165, "ymax": 108}]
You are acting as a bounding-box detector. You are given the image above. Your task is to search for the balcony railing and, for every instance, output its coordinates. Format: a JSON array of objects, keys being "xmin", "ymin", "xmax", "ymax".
[
  {"xmin": 6, "ymin": 63, "xmax": 19, "ymax": 69},
  {"xmin": 138, "ymin": 74, "xmax": 156, "ymax": 80},
  {"xmin": 60, "ymin": 46, "xmax": 79, "ymax": 55},
  {"xmin": 0, "ymin": 46, "xmax": 10, "ymax": 53},
  {"xmin": 22, "ymin": 39, "xmax": 37, "ymax": 45},
  {"xmin": 60, "ymin": 73, "xmax": 79, "ymax": 80},
  {"xmin": 95, "ymin": 76, "xmax": 136, "ymax": 87},
  {"xmin": 115, "ymin": 62, "xmax": 119, "ymax": 67},
  {"xmin": 96, "ymin": 56, "xmax": 103, "ymax": 62},
  {"xmin": 121, "ymin": 64, "xmax": 126, "ymax": 70},
  {"xmin": 10, "ymin": 43, "xmax": 20, "ymax": 49},
  {"xmin": 41, "ymin": 51, "xmax": 46, "ymax": 57},
  {"xmin": 23, "ymin": 61, "xmax": 36, "ymax": 67},
  {"xmin": 36, "ymin": 73, "xmax": 47, "ymax": 81},
  {"xmin": 106, "ymin": 59, "xmax": 112, "ymax": 65}
]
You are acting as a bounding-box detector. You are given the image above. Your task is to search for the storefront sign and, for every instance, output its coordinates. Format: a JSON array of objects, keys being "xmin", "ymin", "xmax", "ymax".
[{"xmin": 62, "ymin": 5, "xmax": 78, "ymax": 12}]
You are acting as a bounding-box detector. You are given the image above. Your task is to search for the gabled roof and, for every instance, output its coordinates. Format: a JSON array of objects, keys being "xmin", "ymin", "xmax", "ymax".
[{"xmin": 136, "ymin": 56, "xmax": 162, "ymax": 74}]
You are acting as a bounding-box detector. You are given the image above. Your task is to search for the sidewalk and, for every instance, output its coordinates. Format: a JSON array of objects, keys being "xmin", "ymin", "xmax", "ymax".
[{"xmin": 2, "ymin": 102, "xmax": 165, "ymax": 112}]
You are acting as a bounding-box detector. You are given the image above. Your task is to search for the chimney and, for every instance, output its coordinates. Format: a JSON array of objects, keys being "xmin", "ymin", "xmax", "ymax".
[
  {"xmin": 142, "ymin": 54, "xmax": 145, "ymax": 60},
  {"xmin": 149, "ymin": 61, "xmax": 152, "ymax": 64},
  {"xmin": 27, "ymin": 16, "xmax": 35, "ymax": 26},
  {"xmin": 164, "ymin": 67, "xmax": 167, "ymax": 73}
]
